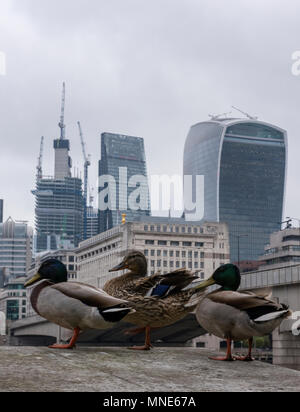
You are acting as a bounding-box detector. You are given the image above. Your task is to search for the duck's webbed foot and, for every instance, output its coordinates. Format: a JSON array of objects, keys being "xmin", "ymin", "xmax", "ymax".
[{"xmin": 48, "ymin": 327, "xmax": 80, "ymax": 350}]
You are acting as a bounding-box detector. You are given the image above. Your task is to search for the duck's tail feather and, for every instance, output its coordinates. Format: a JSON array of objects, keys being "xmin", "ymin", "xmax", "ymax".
[
  {"xmin": 254, "ymin": 309, "xmax": 292, "ymax": 323},
  {"xmin": 99, "ymin": 304, "xmax": 135, "ymax": 323}
]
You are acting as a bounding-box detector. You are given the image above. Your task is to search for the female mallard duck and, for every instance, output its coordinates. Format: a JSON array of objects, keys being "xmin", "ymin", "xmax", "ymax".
[
  {"xmin": 105, "ymin": 250, "xmax": 196, "ymax": 298},
  {"xmin": 24, "ymin": 259, "xmax": 135, "ymax": 349},
  {"xmin": 195, "ymin": 264, "xmax": 292, "ymax": 361},
  {"xmin": 104, "ymin": 251, "xmax": 234, "ymax": 351}
]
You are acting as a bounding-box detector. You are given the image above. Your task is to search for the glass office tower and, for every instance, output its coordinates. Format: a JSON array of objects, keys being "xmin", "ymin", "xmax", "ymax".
[
  {"xmin": 183, "ymin": 119, "xmax": 287, "ymax": 262},
  {"xmin": 99, "ymin": 133, "xmax": 151, "ymax": 233}
]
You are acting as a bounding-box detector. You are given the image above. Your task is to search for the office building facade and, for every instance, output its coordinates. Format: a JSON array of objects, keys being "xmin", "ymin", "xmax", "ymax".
[
  {"xmin": 0, "ymin": 217, "xmax": 32, "ymax": 280},
  {"xmin": 183, "ymin": 118, "xmax": 287, "ymax": 262},
  {"xmin": 98, "ymin": 133, "xmax": 151, "ymax": 233},
  {"xmin": 77, "ymin": 218, "xmax": 229, "ymax": 289}
]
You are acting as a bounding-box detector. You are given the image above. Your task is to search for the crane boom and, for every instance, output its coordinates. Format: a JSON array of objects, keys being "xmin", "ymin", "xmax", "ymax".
[
  {"xmin": 36, "ymin": 136, "xmax": 44, "ymax": 180},
  {"xmin": 77, "ymin": 121, "xmax": 91, "ymax": 240},
  {"xmin": 58, "ymin": 82, "xmax": 66, "ymax": 139}
]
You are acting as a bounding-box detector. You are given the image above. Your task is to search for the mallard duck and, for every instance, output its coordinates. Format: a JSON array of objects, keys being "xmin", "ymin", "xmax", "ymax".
[
  {"xmin": 195, "ymin": 264, "xmax": 292, "ymax": 361},
  {"xmin": 24, "ymin": 259, "xmax": 135, "ymax": 349},
  {"xmin": 105, "ymin": 250, "xmax": 196, "ymax": 298},
  {"xmin": 104, "ymin": 250, "xmax": 229, "ymax": 351}
]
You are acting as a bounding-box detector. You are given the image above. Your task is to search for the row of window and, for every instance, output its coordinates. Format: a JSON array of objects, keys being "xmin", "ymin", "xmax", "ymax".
[
  {"xmin": 143, "ymin": 224, "xmax": 206, "ymax": 234},
  {"xmin": 145, "ymin": 240, "xmax": 205, "ymax": 247},
  {"xmin": 79, "ymin": 242, "xmax": 118, "ymax": 261},
  {"xmin": 149, "ymin": 260, "xmax": 205, "ymax": 269},
  {"xmin": 144, "ymin": 249, "xmax": 205, "ymax": 259}
]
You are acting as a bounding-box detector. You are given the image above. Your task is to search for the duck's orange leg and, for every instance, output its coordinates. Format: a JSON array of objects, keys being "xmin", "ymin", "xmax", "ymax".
[
  {"xmin": 209, "ymin": 338, "xmax": 235, "ymax": 361},
  {"xmin": 128, "ymin": 326, "xmax": 153, "ymax": 351},
  {"xmin": 49, "ymin": 327, "xmax": 80, "ymax": 349},
  {"xmin": 235, "ymin": 338, "xmax": 255, "ymax": 361}
]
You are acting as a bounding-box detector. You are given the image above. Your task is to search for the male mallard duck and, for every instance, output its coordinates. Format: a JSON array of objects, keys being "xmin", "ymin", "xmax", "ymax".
[
  {"xmin": 103, "ymin": 251, "xmax": 232, "ymax": 351},
  {"xmin": 195, "ymin": 264, "xmax": 292, "ymax": 361},
  {"xmin": 24, "ymin": 259, "xmax": 135, "ymax": 349}
]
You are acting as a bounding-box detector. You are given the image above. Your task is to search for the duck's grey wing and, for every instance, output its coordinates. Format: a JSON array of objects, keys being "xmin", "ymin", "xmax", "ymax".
[
  {"xmin": 208, "ymin": 290, "xmax": 288, "ymax": 320},
  {"xmin": 52, "ymin": 282, "xmax": 129, "ymax": 309}
]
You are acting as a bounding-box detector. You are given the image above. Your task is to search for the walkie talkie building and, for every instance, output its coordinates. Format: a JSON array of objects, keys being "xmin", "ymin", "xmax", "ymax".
[{"xmin": 183, "ymin": 118, "xmax": 287, "ymax": 262}]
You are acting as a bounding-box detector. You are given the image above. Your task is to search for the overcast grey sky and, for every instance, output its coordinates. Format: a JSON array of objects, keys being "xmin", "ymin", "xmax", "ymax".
[{"xmin": 1, "ymin": 0, "xmax": 300, "ymax": 227}]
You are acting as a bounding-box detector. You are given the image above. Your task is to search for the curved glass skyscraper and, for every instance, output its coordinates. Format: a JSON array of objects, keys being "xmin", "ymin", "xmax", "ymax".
[{"xmin": 183, "ymin": 118, "xmax": 287, "ymax": 263}]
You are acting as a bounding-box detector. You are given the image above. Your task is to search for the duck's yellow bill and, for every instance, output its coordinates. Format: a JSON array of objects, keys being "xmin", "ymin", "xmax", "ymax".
[
  {"xmin": 24, "ymin": 273, "xmax": 41, "ymax": 287},
  {"xmin": 195, "ymin": 276, "xmax": 216, "ymax": 290}
]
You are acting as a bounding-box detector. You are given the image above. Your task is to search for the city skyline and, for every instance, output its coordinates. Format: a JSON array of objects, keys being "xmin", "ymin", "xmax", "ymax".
[{"xmin": 1, "ymin": 0, "xmax": 300, "ymax": 228}]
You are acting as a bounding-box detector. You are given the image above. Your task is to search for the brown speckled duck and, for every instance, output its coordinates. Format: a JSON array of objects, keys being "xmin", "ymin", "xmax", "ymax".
[{"xmin": 103, "ymin": 250, "xmax": 219, "ymax": 351}]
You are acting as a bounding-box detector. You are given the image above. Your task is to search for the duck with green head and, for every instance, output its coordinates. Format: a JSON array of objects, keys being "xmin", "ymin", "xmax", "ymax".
[
  {"xmin": 195, "ymin": 264, "xmax": 292, "ymax": 361},
  {"xmin": 24, "ymin": 259, "xmax": 135, "ymax": 349}
]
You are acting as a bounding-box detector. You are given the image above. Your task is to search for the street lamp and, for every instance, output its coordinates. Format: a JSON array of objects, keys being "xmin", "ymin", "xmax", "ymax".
[{"xmin": 232, "ymin": 233, "xmax": 248, "ymax": 268}]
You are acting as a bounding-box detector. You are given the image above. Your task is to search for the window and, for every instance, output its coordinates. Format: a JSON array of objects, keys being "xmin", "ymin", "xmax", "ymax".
[
  {"xmin": 200, "ymin": 252, "xmax": 205, "ymax": 258},
  {"xmin": 157, "ymin": 250, "xmax": 161, "ymax": 256},
  {"xmin": 151, "ymin": 260, "xmax": 155, "ymax": 267},
  {"xmin": 181, "ymin": 227, "xmax": 186, "ymax": 233},
  {"xmin": 163, "ymin": 250, "xmax": 168, "ymax": 257},
  {"xmin": 182, "ymin": 251, "xmax": 186, "ymax": 258},
  {"xmin": 193, "ymin": 227, "xmax": 198, "ymax": 234},
  {"xmin": 188, "ymin": 251, "xmax": 192, "ymax": 258},
  {"xmin": 188, "ymin": 262, "xmax": 192, "ymax": 268},
  {"xmin": 144, "ymin": 225, "xmax": 148, "ymax": 231},
  {"xmin": 170, "ymin": 241, "xmax": 179, "ymax": 246},
  {"xmin": 183, "ymin": 241, "xmax": 192, "ymax": 247},
  {"xmin": 150, "ymin": 250, "xmax": 155, "ymax": 256},
  {"xmin": 188, "ymin": 227, "xmax": 191, "ymax": 233},
  {"xmin": 176, "ymin": 251, "xmax": 180, "ymax": 257},
  {"xmin": 145, "ymin": 240, "xmax": 154, "ymax": 245},
  {"xmin": 169, "ymin": 250, "xmax": 174, "ymax": 257},
  {"xmin": 195, "ymin": 242, "xmax": 204, "ymax": 247},
  {"xmin": 157, "ymin": 225, "xmax": 161, "ymax": 232},
  {"xmin": 176, "ymin": 261, "xmax": 180, "ymax": 268},
  {"xmin": 150, "ymin": 226, "xmax": 155, "ymax": 232},
  {"xmin": 194, "ymin": 262, "xmax": 198, "ymax": 268},
  {"xmin": 170, "ymin": 261, "xmax": 174, "ymax": 268},
  {"xmin": 158, "ymin": 240, "xmax": 167, "ymax": 246},
  {"xmin": 144, "ymin": 249, "xmax": 148, "ymax": 256},
  {"xmin": 157, "ymin": 260, "xmax": 161, "ymax": 267},
  {"xmin": 194, "ymin": 251, "xmax": 198, "ymax": 258},
  {"xmin": 182, "ymin": 261, "xmax": 186, "ymax": 267},
  {"xmin": 163, "ymin": 261, "xmax": 167, "ymax": 267},
  {"xmin": 163, "ymin": 226, "xmax": 167, "ymax": 232}
]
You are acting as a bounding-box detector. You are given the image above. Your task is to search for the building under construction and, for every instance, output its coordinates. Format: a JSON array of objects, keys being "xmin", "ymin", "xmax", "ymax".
[{"xmin": 34, "ymin": 83, "xmax": 84, "ymax": 253}]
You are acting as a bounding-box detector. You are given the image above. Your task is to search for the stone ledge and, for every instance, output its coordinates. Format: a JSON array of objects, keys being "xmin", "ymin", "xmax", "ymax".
[{"xmin": 1, "ymin": 346, "xmax": 300, "ymax": 392}]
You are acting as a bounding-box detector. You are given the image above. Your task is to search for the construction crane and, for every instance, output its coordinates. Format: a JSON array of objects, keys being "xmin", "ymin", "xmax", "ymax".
[
  {"xmin": 231, "ymin": 106, "xmax": 258, "ymax": 120},
  {"xmin": 36, "ymin": 136, "xmax": 44, "ymax": 180},
  {"xmin": 77, "ymin": 121, "xmax": 91, "ymax": 240},
  {"xmin": 58, "ymin": 82, "xmax": 66, "ymax": 139}
]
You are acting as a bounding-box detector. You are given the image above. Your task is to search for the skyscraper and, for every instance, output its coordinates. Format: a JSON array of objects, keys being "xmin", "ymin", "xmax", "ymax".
[
  {"xmin": 0, "ymin": 217, "xmax": 32, "ymax": 281},
  {"xmin": 34, "ymin": 84, "xmax": 83, "ymax": 253},
  {"xmin": 0, "ymin": 199, "xmax": 3, "ymax": 223},
  {"xmin": 98, "ymin": 132, "xmax": 151, "ymax": 233},
  {"xmin": 183, "ymin": 118, "xmax": 287, "ymax": 262}
]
